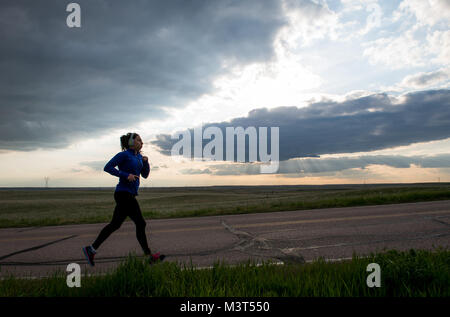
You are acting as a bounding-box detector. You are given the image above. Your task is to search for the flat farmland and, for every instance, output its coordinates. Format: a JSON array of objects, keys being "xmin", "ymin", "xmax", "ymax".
[{"xmin": 1, "ymin": 183, "xmax": 449, "ymax": 228}]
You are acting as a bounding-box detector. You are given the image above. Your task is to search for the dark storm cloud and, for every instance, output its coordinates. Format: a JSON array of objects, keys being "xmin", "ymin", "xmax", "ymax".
[
  {"xmin": 152, "ymin": 89, "xmax": 450, "ymax": 161},
  {"xmin": 0, "ymin": 0, "xmax": 286, "ymax": 151},
  {"xmin": 180, "ymin": 153, "xmax": 450, "ymax": 176}
]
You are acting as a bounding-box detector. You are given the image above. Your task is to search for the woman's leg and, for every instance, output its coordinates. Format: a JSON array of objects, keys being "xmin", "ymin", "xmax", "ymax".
[
  {"xmin": 92, "ymin": 191, "xmax": 129, "ymax": 250},
  {"xmin": 128, "ymin": 197, "xmax": 151, "ymax": 255}
]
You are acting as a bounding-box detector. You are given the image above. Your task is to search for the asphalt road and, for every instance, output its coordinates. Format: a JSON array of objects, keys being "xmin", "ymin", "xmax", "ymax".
[{"xmin": 0, "ymin": 200, "xmax": 449, "ymax": 278}]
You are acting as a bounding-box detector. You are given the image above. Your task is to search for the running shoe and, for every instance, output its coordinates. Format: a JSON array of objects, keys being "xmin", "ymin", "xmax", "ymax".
[
  {"xmin": 82, "ymin": 246, "xmax": 96, "ymax": 266},
  {"xmin": 149, "ymin": 252, "xmax": 166, "ymax": 265}
]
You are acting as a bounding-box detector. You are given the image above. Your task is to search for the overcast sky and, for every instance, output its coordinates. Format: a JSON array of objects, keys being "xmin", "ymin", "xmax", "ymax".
[{"xmin": 1, "ymin": 0, "xmax": 449, "ymax": 187}]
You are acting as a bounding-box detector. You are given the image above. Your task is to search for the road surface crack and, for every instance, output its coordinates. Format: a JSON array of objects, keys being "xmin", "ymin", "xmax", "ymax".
[
  {"xmin": 0, "ymin": 235, "xmax": 78, "ymax": 261},
  {"xmin": 221, "ymin": 220, "xmax": 305, "ymax": 264}
]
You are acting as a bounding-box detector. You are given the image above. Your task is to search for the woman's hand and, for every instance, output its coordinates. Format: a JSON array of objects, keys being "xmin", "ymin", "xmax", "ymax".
[
  {"xmin": 127, "ymin": 174, "xmax": 140, "ymax": 182},
  {"xmin": 142, "ymin": 156, "xmax": 148, "ymax": 162}
]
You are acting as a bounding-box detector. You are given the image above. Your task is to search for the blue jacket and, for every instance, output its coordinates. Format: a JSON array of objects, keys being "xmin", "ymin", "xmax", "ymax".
[{"xmin": 103, "ymin": 149, "xmax": 150, "ymax": 196}]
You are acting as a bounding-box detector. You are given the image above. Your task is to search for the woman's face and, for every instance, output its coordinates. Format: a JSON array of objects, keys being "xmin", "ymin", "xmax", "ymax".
[{"xmin": 132, "ymin": 135, "xmax": 143, "ymax": 152}]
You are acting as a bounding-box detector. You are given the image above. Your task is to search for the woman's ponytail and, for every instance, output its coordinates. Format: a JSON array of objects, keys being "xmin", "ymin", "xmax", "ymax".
[{"xmin": 120, "ymin": 135, "xmax": 128, "ymax": 151}]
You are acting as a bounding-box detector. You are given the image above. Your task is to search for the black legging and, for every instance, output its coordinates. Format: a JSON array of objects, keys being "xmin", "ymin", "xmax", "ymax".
[{"xmin": 92, "ymin": 191, "xmax": 151, "ymax": 255}]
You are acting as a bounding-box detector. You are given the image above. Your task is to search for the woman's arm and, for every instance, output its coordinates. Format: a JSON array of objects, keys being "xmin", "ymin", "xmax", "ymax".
[{"xmin": 104, "ymin": 152, "xmax": 129, "ymax": 179}]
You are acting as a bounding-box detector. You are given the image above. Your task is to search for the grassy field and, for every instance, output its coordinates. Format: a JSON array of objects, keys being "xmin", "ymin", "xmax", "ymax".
[
  {"xmin": 0, "ymin": 183, "xmax": 449, "ymax": 228},
  {"xmin": 0, "ymin": 248, "xmax": 448, "ymax": 297}
]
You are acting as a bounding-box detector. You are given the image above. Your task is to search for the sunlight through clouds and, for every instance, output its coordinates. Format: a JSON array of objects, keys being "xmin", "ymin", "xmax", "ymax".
[{"xmin": 1, "ymin": 0, "xmax": 449, "ymax": 186}]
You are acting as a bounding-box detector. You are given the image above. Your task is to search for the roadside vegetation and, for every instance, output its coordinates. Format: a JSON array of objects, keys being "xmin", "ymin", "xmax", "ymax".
[{"xmin": 1, "ymin": 248, "xmax": 448, "ymax": 297}]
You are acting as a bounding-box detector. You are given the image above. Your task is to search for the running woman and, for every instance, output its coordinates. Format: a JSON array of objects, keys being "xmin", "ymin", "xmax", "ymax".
[{"xmin": 83, "ymin": 132, "xmax": 165, "ymax": 266}]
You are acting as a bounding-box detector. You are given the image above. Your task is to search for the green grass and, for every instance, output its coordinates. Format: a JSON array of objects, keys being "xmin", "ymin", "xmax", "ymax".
[
  {"xmin": 0, "ymin": 248, "xmax": 448, "ymax": 297},
  {"xmin": 0, "ymin": 183, "xmax": 450, "ymax": 228}
]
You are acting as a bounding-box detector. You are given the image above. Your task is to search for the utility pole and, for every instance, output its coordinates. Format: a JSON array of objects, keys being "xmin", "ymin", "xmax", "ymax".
[{"xmin": 44, "ymin": 176, "xmax": 49, "ymax": 188}]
